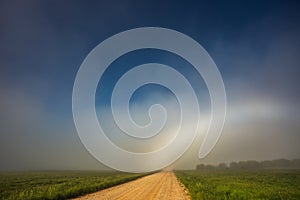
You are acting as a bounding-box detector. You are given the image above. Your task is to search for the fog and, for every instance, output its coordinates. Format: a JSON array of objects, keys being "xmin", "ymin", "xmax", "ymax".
[{"xmin": 0, "ymin": 0, "xmax": 299, "ymax": 170}]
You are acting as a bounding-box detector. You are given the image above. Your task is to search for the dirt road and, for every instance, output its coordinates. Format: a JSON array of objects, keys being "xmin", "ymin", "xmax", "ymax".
[{"xmin": 73, "ymin": 171, "xmax": 190, "ymax": 200}]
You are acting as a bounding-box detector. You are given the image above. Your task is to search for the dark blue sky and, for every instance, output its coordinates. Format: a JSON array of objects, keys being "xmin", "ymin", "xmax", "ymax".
[
  {"xmin": 0, "ymin": 0, "xmax": 300, "ymax": 170},
  {"xmin": 1, "ymin": 0, "xmax": 299, "ymax": 109}
]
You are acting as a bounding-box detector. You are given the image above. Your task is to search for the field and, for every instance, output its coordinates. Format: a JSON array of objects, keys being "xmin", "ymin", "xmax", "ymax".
[
  {"xmin": 175, "ymin": 170, "xmax": 300, "ymax": 200},
  {"xmin": 0, "ymin": 171, "xmax": 146, "ymax": 200},
  {"xmin": 1, "ymin": 170, "xmax": 299, "ymax": 200}
]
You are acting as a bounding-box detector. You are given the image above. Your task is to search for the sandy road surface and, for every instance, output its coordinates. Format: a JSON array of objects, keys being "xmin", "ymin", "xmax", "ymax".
[{"xmin": 73, "ymin": 172, "xmax": 190, "ymax": 200}]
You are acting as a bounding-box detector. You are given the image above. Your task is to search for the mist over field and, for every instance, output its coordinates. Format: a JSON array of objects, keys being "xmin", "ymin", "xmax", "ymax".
[{"xmin": 0, "ymin": 0, "xmax": 300, "ymax": 171}]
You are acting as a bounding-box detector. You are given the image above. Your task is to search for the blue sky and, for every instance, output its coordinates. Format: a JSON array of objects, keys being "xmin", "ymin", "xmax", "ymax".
[{"xmin": 0, "ymin": 0, "xmax": 300, "ymax": 170}]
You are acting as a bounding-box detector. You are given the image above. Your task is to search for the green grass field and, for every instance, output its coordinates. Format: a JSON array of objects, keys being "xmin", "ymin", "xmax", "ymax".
[
  {"xmin": 2, "ymin": 169, "xmax": 299, "ymax": 200},
  {"xmin": 175, "ymin": 170, "xmax": 300, "ymax": 200},
  {"xmin": 0, "ymin": 171, "xmax": 146, "ymax": 200}
]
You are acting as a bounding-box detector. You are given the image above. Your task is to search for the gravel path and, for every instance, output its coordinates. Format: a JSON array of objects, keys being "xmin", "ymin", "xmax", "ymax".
[{"xmin": 72, "ymin": 171, "xmax": 190, "ymax": 200}]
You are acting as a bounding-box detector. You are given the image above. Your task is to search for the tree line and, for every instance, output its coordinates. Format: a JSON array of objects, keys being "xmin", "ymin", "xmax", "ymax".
[{"xmin": 196, "ymin": 159, "xmax": 300, "ymax": 170}]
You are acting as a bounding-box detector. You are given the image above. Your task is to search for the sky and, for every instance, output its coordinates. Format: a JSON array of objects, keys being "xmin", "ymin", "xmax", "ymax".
[{"xmin": 0, "ymin": 0, "xmax": 300, "ymax": 170}]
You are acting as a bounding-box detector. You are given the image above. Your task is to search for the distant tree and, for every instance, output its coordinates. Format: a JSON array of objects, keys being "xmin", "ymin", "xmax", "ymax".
[
  {"xmin": 196, "ymin": 164, "xmax": 205, "ymax": 170},
  {"xmin": 243, "ymin": 160, "xmax": 260, "ymax": 169},
  {"xmin": 204, "ymin": 165, "xmax": 215, "ymax": 170},
  {"xmin": 217, "ymin": 163, "xmax": 228, "ymax": 170},
  {"xmin": 196, "ymin": 158, "xmax": 300, "ymax": 171},
  {"xmin": 229, "ymin": 162, "xmax": 238, "ymax": 170},
  {"xmin": 291, "ymin": 159, "xmax": 300, "ymax": 168},
  {"xmin": 261, "ymin": 160, "xmax": 272, "ymax": 168},
  {"xmin": 271, "ymin": 159, "xmax": 290, "ymax": 168}
]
